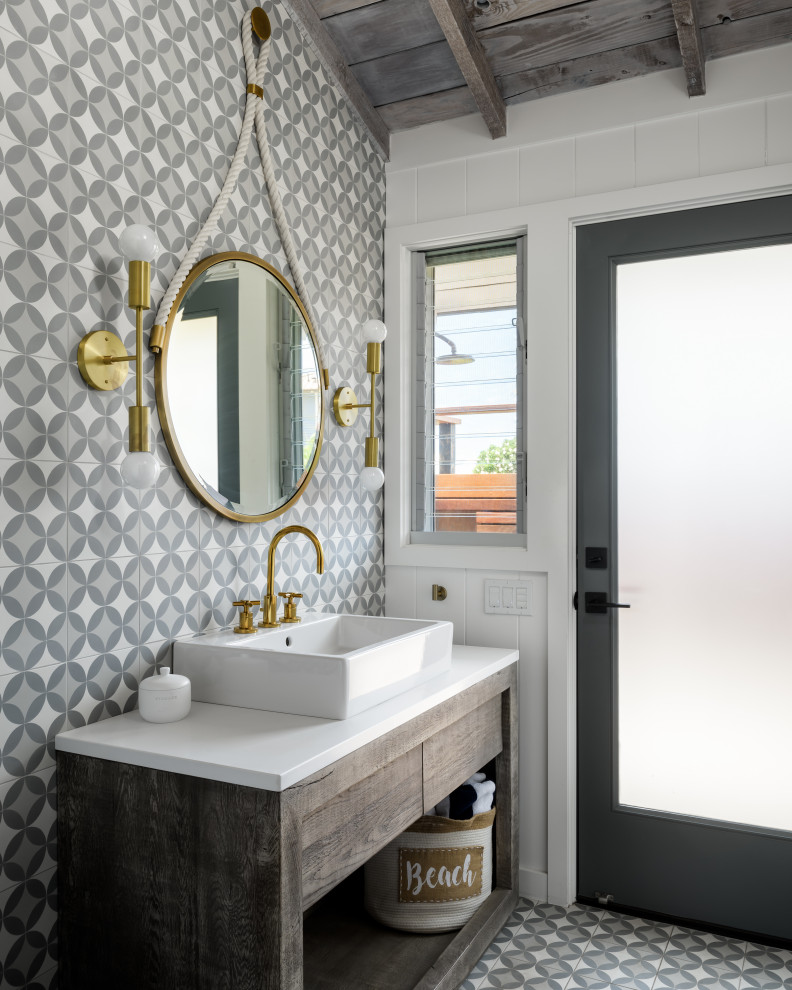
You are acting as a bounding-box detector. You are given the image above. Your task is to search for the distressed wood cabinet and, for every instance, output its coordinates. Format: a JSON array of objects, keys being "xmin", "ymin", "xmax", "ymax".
[{"xmin": 58, "ymin": 661, "xmax": 518, "ymax": 990}]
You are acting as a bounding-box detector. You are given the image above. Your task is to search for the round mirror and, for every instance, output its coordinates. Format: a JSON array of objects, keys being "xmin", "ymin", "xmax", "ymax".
[{"xmin": 155, "ymin": 252, "xmax": 324, "ymax": 521}]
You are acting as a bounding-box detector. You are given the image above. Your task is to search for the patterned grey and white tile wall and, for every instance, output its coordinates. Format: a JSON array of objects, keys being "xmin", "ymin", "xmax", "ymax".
[{"xmin": 0, "ymin": 0, "xmax": 385, "ymax": 985}]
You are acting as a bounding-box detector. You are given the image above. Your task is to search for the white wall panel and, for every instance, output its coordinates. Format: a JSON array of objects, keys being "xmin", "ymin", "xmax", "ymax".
[
  {"xmin": 383, "ymin": 564, "xmax": 417, "ymax": 618},
  {"xmin": 636, "ymin": 114, "xmax": 699, "ymax": 187},
  {"xmin": 699, "ymin": 101, "xmax": 766, "ymax": 175},
  {"xmin": 414, "ymin": 567, "xmax": 467, "ymax": 643},
  {"xmin": 416, "ymin": 160, "xmax": 467, "ymax": 222},
  {"xmin": 466, "ymin": 150, "xmax": 520, "ymax": 215},
  {"xmin": 386, "ymin": 167, "xmax": 417, "ymax": 227},
  {"xmin": 519, "ymin": 138, "xmax": 575, "ymax": 205},
  {"xmin": 575, "ymin": 126, "xmax": 636, "ymax": 197},
  {"xmin": 767, "ymin": 94, "xmax": 792, "ymax": 166}
]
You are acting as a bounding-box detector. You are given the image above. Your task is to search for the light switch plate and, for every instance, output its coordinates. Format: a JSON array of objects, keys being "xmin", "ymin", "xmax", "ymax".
[{"xmin": 484, "ymin": 579, "xmax": 533, "ymax": 615}]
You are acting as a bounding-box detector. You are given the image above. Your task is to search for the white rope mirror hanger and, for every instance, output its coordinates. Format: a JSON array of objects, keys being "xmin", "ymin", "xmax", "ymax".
[{"xmin": 149, "ymin": 7, "xmax": 328, "ymax": 385}]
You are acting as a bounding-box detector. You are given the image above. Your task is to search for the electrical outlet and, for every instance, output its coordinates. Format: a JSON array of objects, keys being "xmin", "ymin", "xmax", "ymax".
[{"xmin": 484, "ymin": 579, "xmax": 533, "ymax": 615}]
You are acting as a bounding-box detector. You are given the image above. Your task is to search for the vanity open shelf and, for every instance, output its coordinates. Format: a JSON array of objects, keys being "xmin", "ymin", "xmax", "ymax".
[
  {"xmin": 56, "ymin": 646, "xmax": 518, "ymax": 989},
  {"xmin": 303, "ymin": 866, "xmax": 515, "ymax": 990}
]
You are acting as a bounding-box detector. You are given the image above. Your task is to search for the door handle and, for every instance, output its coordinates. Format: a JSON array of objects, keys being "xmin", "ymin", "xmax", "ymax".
[{"xmin": 584, "ymin": 592, "xmax": 631, "ymax": 614}]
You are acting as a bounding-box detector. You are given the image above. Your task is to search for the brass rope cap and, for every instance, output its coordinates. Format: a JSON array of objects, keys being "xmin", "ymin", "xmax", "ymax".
[
  {"xmin": 246, "ymin": 83, "xmax": 264, "ymax": 100},
  {"xmin": 251, "ymin": 8, "xmax": 271, "ymax": 42}
]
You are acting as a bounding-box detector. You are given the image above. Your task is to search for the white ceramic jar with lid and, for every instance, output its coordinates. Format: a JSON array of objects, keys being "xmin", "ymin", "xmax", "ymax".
[{"xmin": 139, "ymin": 667, "xmax": 191, "ymax": 723}]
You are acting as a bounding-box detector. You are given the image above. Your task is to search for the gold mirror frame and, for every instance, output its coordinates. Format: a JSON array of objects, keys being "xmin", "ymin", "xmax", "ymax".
[{"xmin": 155, "ymin": 251, "xmax": 325, "ymax": 522}]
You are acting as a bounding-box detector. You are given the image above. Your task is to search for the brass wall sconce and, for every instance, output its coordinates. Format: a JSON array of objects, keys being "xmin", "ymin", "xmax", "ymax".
[
  {"xmin": 333, "ymin": 319, "xmax": 386, "ymax": 492},
  {"xmin": 77, "ymin": 225, "xmax": 161, "ymax": 488}
]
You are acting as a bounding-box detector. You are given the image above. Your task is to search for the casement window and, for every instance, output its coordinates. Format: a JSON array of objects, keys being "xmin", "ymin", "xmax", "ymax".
[{"xmin": 412, "ymin": 237, "xmax": 526, "ymax": 546}]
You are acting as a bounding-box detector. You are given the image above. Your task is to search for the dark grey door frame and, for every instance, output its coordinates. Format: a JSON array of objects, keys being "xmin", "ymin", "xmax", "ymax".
[{"xmin": 576, "ymin": 194, "xmax": 792, "ymax": 945}]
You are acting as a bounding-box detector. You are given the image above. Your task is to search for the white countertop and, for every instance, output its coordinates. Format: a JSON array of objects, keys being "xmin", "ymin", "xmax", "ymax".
[{"xmin": 55, "ymin": 645, "xmax": 517, "ymax": 791}]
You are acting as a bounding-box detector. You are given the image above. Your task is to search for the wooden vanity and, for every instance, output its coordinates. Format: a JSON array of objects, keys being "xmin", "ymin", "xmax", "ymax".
[{"xmin": 56, "ymin": 647, "xmax": 518, "ymax": 989}]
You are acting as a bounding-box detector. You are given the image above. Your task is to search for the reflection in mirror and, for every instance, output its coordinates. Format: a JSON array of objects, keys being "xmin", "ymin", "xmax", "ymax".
[{"xmin": 160, "ymin": 255, "xmax": 322, "ymax": 520}]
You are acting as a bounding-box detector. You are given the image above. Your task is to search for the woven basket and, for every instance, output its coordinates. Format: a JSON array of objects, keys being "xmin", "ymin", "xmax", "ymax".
[{"xmin": 363, "ymin": 808, "xmax": 495, "ymax": 933}]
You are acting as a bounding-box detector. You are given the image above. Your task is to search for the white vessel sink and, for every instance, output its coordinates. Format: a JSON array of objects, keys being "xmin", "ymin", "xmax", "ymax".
[{"xmin": 173, "ymin": 613, "xmax": 454, "ymax": 720}]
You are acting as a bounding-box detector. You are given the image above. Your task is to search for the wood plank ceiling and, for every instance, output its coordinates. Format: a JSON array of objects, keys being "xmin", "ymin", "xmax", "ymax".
[{"xmin": 294, "ymin": 0, "xmax": 792, "ymax": 157}]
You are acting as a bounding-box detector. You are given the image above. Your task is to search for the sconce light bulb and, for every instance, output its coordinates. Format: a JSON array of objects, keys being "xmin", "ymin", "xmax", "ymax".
[
  {"xmin": 361, "ymin": 319, "xmax": 387, "ymax": 344},
  {"xmin": 121, "ymin": 450, "xmax": 161, "ymax": 489},
  {"xmin": 360, "ymin": 466, "xmax": 385, "ymax": 492},
  {"xmin": 119, "ymin": 224, "xmax": 160, "ymax": 263}
]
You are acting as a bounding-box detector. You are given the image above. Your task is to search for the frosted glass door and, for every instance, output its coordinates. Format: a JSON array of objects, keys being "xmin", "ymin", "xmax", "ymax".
[{"xmin": 616, "ymin": 245, "xmax": 792, "ymax": 833}]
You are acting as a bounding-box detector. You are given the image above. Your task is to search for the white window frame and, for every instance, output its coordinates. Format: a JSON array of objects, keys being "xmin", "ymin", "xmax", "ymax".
[
  {"xmin": 411, "ymin": 238, "xmax": 527, "ymax": 547},
  {"xmin": 384, "ymin": 222, "xmax": 532, "ymax": 571}
]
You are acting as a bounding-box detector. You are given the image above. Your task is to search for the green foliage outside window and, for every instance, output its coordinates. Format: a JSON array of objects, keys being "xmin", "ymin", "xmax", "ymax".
[{"xmin": 473, "ymin": 437, "xmax": 517, "ymax": 474}]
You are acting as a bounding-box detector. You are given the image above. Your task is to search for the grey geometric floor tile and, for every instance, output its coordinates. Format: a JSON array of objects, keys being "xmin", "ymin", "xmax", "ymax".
[
  {"xmin": 741, "ymin": 947, "xmax": 792, "ymax": 989},
  {"xmin": 522, "ymin": 913, "xmax": 601, "ymax": 947},
  {"xmin": 569, "ymin": 940, "xmax": 664, "ymax": 990},
  {"xmin": 479, "ymin": 958, "xmax": 573, "ymax": 990},
  {"xmin": 596, "ymin": 910, "xmax": 675, "ymax": 945},
  {"xmin": 656, "ymin": 935, "xmax": 747, "ymax": 990},
  {"xmin": 460, "ymin": 955, "xmax": 492, "ymax": 990},
  {"xmin": 669, "ymin": 929, "xmax": 747, "ymax": 960},
  {"xmin": 469, "ymin": 901, "xmax": 792, "ymax": 990},
  {"xmin": 506, "ymin": 929, "xmax": 588, "ymax": 969}
]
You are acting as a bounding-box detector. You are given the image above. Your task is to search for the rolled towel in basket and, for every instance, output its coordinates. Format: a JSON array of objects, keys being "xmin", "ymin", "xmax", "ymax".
[
  {"xmin": 428, "ymin": 774, "xmax": 496, "ymax": 819},
  {"xmin": 471, "ymin": 779, "xmax": 495, "ymax": 816},
  {"xmin": 447, "ymin": 776, "xmax": 496, "ymax": 819}
]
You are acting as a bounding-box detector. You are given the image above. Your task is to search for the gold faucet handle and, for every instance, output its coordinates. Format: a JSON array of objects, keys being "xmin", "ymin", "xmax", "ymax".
[
  {"xmin": 278, "ymin": 592, "xmax": 303, "ymax": 623},
  {"xmin": 232, "ymin": 599, "xmax": 259, "ymax": 634}
]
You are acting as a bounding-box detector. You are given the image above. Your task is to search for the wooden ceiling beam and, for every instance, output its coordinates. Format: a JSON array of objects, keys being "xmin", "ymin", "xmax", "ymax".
[
  {"xmin": 671, "ymin": 0, "xmax": 706, "ymax": 95},
  {"xmin": 285, "ymin": 0, "xmax": 391, "ymax": 159},
  {"xmin": 427, "ymin": 0, "xmax": 508, "ymax": 138}
]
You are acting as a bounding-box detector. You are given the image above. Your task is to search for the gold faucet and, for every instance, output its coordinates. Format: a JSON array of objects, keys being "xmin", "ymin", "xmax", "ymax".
[{"xmin": 260, "ymin": 526, "xmax": 324, "ymax": 628}]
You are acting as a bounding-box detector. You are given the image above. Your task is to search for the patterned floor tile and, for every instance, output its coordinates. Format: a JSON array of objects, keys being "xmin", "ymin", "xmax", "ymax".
[
  {"xmin": 506, "ymin": 930, "xmax": 588, "ymax": 968},
  {"xmin": 741, "ymin": 947, "xmax": 792, "ymax": 989},
  {"xmin": 479, "ymin": 958, "xmax": 573, "ymax": 990},
  {"xmin": 569, "ymin": 939, "xmax": 664, "ymax": 990},
  {"xmin": 464, "ymin": 903, "xmax": 792, "ymax": 990},
  {"xmin": 596, "ymin": 910, "xmax": 675, "ymax": 945}
]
